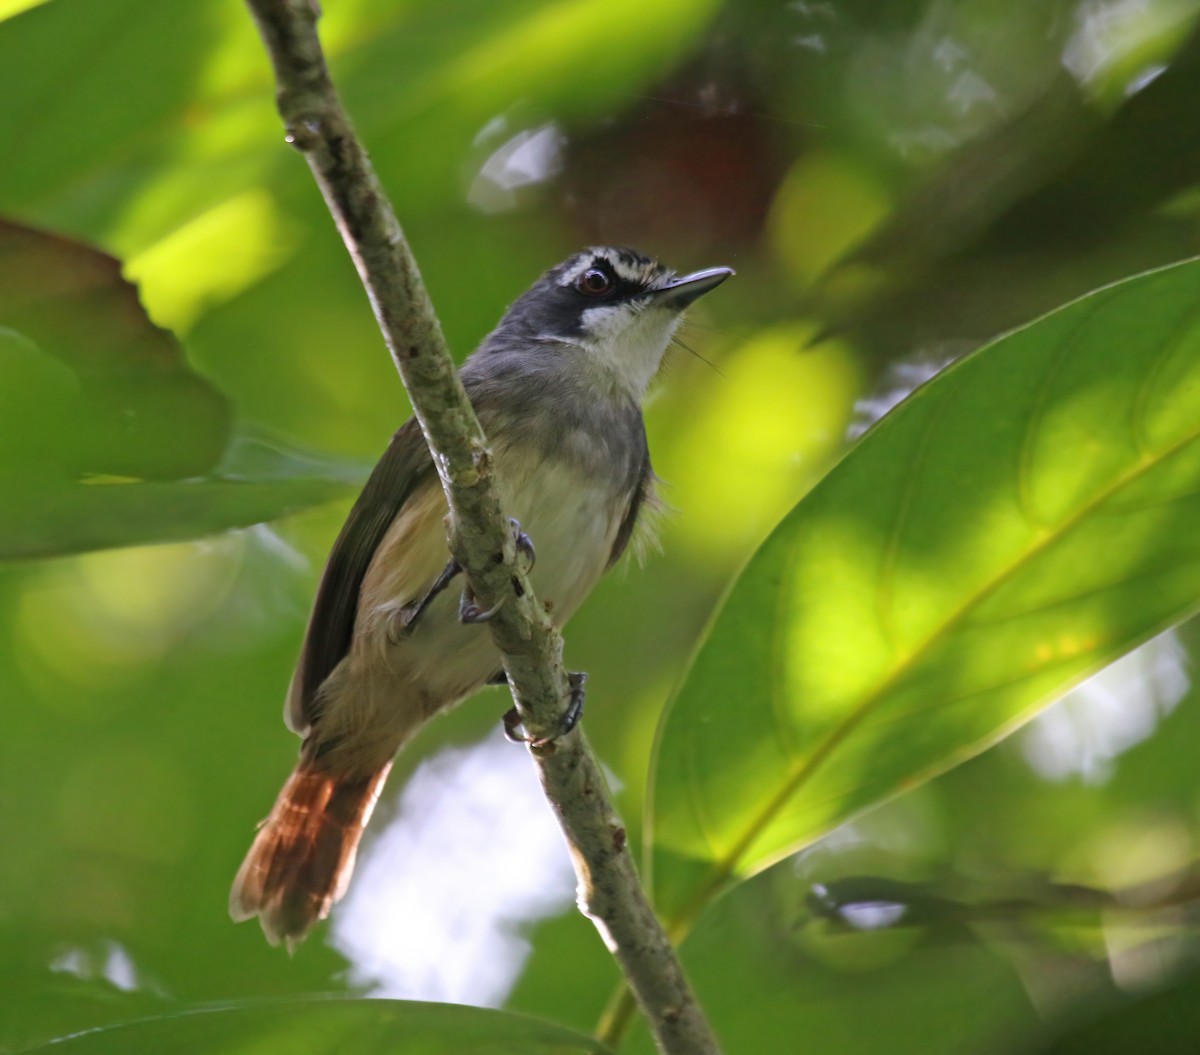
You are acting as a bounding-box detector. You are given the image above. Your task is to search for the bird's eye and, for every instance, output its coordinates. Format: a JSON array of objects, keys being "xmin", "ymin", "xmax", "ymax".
[{"xmin": 576, "ymin": 267, "xmax": 615, "ymax": 296}]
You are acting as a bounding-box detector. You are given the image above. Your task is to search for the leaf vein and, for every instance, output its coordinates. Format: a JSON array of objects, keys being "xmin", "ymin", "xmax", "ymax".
[
  {"xmin": 1130, "ymin": 288, "xmax": 1200, "ymax": 458},
  {"xmin": 875, "ymin": 384, "xmax": 952, "ymax": 652},
  {"xmin": 673, "ymin": 392, "xmax": 1200, "ymax": 931},
  {"xmin": 1014, "ymin": 291, "xmax": 1115, "ymax": 530}
]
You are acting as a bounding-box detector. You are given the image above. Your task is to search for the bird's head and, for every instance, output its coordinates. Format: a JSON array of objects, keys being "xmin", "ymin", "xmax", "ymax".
[{"xmin": 489, "ymin": 246, "xmax": 733, "ymax": 399}]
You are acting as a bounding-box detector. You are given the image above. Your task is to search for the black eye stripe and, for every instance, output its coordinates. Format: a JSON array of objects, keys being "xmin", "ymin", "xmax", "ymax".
[
  {"xmin": 550, "ymin": 248, "xmax": 669, "ymax": 308},
  {"xmin": 575, "ymin": 258, "xmax": 650, "ymax": 301}
]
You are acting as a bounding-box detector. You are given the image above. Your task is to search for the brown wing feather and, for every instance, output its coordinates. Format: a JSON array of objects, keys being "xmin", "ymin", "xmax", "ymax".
[
  {"xmin": 607, "ymin": 436, "xmax": 653, "ymax": 570},
  {"xmin": 287, "ymin": 418, "xmax": 433, "ymax": 734}
]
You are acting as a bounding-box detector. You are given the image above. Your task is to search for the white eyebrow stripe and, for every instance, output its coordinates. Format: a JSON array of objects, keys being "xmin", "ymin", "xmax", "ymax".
[
  {"xmin": 557, "ymin": 257, "xmax": 599, "ymax": 286},
  {"xmin": 557, "ymin": 249, "xmax": 662, "ymax": 288}
]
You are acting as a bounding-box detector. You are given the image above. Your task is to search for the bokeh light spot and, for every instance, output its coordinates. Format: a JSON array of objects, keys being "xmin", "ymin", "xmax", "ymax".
[
  {"xmin": 663, "ymin": 323, "xmax": 861, "ymax": 559},
  {"xmin": 14, "ymin": 540, "xmax": 241, "ymax": 709},
  {"xmin": 769, "ymin": 151, "xmax": 890, "ymax": 288},
  {"xmin": 124, "ymin": 190, "xmax": 295, "ymax": 334}
]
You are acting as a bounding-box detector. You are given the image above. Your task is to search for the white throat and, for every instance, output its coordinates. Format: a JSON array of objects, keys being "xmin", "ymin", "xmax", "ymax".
[{"xmin": 576, "ymin": 303, "xmax": 682, "ymax": 400}]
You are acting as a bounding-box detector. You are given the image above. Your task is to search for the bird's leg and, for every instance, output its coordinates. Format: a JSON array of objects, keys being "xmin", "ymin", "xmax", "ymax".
[
  {"xmin": 387, "ymin": 558, "xmax": 461, "ymax": 643},
  {"xmin": 502, "ymin": 671, "xmax": 587, "ymax": 747},
  {"xmin": 459, "ymin": 517, "xmax": 536, "ymax": 624}
]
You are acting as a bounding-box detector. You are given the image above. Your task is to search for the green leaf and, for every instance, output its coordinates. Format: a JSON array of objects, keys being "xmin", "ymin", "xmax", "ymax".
[
  {"xmin": 1033, "ymin": 966, "xmax": 1200, "ymax": 1053},
  {"xmin": 0, "ymin": 219, "xmax": 363, "ymax": 559},
  {"xmin": 19, "ymin": 997, "xmax": 611, "ymax": 1054},
  {"xmin": 1, "ymin": 432, "xmax": 362, "ymax": 560},
  {"xmin": 0, "ymin": 219, "xmax": 231, "ymax": 482},
  {"xmin": 1, "ymin": 476, "xmax": 351, "ymax": 561},
  {"xmin": 622, "ymin": 866, "xmax": 1035, "ymax": 1055},
  {"xmin": 0, "ymin": 1, "xmax": 49, "ymax": 23},
  {"xmin": 648, "ymin": 257, "xmax": 1200, "ymax": 928}
]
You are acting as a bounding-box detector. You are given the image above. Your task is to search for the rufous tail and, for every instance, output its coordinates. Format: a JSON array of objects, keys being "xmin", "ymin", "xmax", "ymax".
[{"xmin": 229, "ymin": 758, "xmax": 393, "ymax": 947}]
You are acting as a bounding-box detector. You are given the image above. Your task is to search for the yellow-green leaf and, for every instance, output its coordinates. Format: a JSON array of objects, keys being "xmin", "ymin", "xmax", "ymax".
[{"xmin": 648, "ymin": 258, "xmax": 1200, "ymax": 930}]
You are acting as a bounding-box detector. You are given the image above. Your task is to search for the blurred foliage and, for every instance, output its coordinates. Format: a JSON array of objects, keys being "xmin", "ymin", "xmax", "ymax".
[
  {"xmin": 0, "ymin": 220, "xmax": 358, "ymax": 558},
  {"xmin": 0, "ymin": 221, "xmax": 230, "ymax": 484},
  {"xmin": 16, "ymin": 998, "xmax": 610, "ymax": 1054},
  {"xmin": 5, "ymin": 0, "xmax": 1200, "ymax": 1053}
]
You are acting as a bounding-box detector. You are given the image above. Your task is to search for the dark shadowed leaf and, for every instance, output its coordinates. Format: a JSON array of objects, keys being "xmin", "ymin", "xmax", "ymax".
[
  {"xmin": 649, "ymin": 258, "xmax": 1200, "ymax": 927},
  {"xmin": 1033, "ymin": 967, "xmax": 1200, "ymax": 1054},
  {"xmin": 0, "ymin": 220, "xmax": 230, "ymax": 482},
  {"xmin": 0, "ymin": 221, "xmax": 362, "ymax": 559}
]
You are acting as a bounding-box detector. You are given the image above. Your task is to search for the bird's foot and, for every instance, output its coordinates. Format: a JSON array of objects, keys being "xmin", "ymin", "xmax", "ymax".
[
  {"xmin": 459, "ymin": 587, "xmax": 504, "ymax": 624},
  {"xmin": 457, "ymin": 519, "xmax": 535, "ymax": 623},
  {"xmin": 502, "ymin": 671, "xmax": 587, "ymax": 747}
]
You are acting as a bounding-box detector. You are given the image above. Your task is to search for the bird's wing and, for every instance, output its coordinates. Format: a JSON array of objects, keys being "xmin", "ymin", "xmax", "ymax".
[
  {"xmin": 286, "ymin": 417, "xmax": 434, "ymax": 735},
  {"xmin": 607, "ymin": 436, "xmax": 654, "ymax": 570}
]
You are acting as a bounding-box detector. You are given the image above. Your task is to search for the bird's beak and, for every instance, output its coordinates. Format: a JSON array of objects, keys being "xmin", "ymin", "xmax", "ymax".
[{"xmin": 650, "ymin": 266, "xmax": 735, "ymax": 310}]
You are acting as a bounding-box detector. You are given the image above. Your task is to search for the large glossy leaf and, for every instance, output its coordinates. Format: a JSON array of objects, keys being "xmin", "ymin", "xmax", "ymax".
[
  {"xmin": 19, "ymin": 997, "xmax": 610, "ymax": 1054},
  {"xmin": 648, "ymin": 257, "xmax": 1200, "ymax": 927}
]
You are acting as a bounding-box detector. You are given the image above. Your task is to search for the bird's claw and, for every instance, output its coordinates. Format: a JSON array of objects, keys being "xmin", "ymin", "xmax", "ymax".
[
  {"xmin": 502, "ymin": 705, "xmax": 526, "ymax": 744},
  {"xmin": 502, "ymin": 671, "xmax": 587, "ymax": 747},
  {"xmin": 559, "ymin": 671, "xmax": 587, "ymax": 736},
  {"xmin": 510, "ymin": 517, "xmax": 536, "ymax": 571},
  {"xmin": 405, "ymin": 521, "xmax": 527, "ymax": 627},
  {"xmin": 459, "ymin": 589, "xmax": 504, "ymax": 624}
]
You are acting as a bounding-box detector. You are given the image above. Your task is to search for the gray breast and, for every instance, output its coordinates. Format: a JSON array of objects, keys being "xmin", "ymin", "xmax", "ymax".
[{"xmin": 461, "ymin": 344, "xmax": 648, "ymax": 495}]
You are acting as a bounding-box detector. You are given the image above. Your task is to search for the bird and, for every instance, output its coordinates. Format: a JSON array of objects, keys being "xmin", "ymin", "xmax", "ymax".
[{"xmin": 229, "ymin": 246, "xmax": 733, "ymax": 946}]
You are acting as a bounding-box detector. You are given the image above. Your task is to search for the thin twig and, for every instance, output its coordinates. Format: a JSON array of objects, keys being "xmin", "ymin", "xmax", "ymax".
[{"xmin": 241, "ymin": 2, "xmax": 721, "ymax": 1052}]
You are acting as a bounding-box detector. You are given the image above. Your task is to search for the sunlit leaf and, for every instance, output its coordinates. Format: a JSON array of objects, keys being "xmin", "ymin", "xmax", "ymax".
[
  {"xmin": 433, "ymin": 0, "xmax": 722, "ymax": 122},
  {"xmin": 648, "ymin": 257, "xmax": 1200, "ymax": 927},
  {"xmin": 0, "ymin": 0, "xmax": 48, "ymax": 23},
  {"xmin": 0, "ymin": 1, "xmax": 225, "ymax": 221},
  {"xmin": 21, "ymin": 997, "xmax": 611, "ymax": 1054}
]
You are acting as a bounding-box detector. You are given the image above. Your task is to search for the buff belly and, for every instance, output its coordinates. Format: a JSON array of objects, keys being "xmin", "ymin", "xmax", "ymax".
[{"xmin": 310, "ymin": 442, "xmax": 625, "ymax": 776}]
